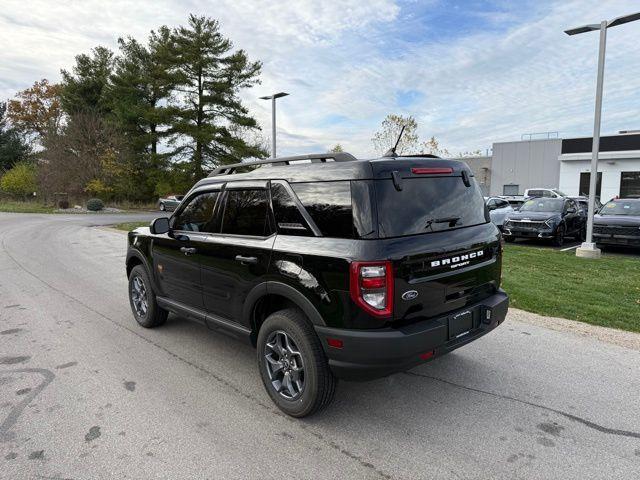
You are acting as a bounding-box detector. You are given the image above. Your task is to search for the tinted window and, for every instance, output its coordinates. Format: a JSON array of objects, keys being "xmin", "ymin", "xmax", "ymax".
[
  {"xmin": 519, "ymin": 198, "xmax": 564, "ymax": 213},
  {"xmin": 291, "ymin": 181, "xmax": 354, "ymax": 239},
  {"xmin": 173, "ymin": 191, "xmax": 219, "ymax": 232},
  {"xmin": 496, "ymin": 199, "xmax": 509, "ymax": 208},
  {"xmin": 221, "ymin": 189, "xmax": 272, "ymax": 236},
  {"xmin": 375, "ymin": 177, "xmax": 488, "ymax": 238},
  {"xmin": 271, "ymin": 183, "xmax": 312, "ymax": 236},
  {"xmin": 620, "ymin": 171, "xmax": 640, "ymax": 198}
]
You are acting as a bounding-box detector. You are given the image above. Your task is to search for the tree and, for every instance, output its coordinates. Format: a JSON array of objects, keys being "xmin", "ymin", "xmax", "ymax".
[
  {"xmin": 39, "ymin": 112, "xmax": 131, "ymax": 199},
  {"xmin": 421, "ymin": 136, "xmax": 450, "ymax": 157},
  {"xmin": 7, "ymin": 79, "xmax": 63, "ymax": 142},
  {"xmin": 0, "ymin": 162, "xmax": 36, "ymax": 198},
  {"xmin": 60, "ymin": 46, "xmax": 115, "ymax": 115},
  {"xmin": 108, "ymin": 28, "xmax": 177, "ymax": 160},
  {"xmin": 168, "ymin": 15, "xmax": 266, "ymax": 179},
  {"xmin": 372, "ymin": 114, "xmax": 420, "ymax": 155},
  {"xmin": 329, "ymin": 143, "xmax": 344, "ymax": 153},
  {"xmin": 0, "ymin": 102, "xmax": 30, "ymax": 171}
]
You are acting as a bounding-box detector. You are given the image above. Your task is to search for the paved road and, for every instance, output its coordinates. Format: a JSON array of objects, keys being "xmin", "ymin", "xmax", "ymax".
[{"xmin": 0, "ymin": 212, "xmax": 639, "ymax": 480}]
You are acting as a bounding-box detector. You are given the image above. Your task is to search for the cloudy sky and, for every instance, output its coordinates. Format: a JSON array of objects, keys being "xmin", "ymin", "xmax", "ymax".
[{"xmin": 1, "ymin": 0, "xmax": 640, "ymax": 157}]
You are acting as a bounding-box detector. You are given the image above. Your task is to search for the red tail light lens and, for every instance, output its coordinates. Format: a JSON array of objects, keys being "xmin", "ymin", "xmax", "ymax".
[
  {"xmin": 411, "ymin": 167, "xmax": 453, "ymax": 175},
  {"xmin": 349, "ymin": 261, "xmax": 393, "ymax": 318}
]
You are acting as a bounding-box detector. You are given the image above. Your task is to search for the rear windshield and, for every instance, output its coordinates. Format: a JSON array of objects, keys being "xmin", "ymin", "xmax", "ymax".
[{"xmin": 375, "ymin": 177, "xmax": 488, "ymax": 238}]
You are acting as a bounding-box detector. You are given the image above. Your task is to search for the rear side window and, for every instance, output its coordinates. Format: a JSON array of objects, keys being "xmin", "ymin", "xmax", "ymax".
[
  {"xmin": 375, "ymin": 177, "xmax": 488, "ymax": 238},
  {"xmin": 221, "ymin": 189, "xmax": 272, "ymax": 236},
  {"xmin": 173, "ymin": 191, "xmax": 219, "ymax": 232},
  {"xmin": 270, "ymin": 183, "xmax": 312, "ymax": 236},
  {"xmin": 291, "ymin": 181, "xmax": 354, "ymax": 239}
]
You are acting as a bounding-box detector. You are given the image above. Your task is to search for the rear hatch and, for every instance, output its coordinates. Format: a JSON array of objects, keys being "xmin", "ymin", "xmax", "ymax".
[{"xmin": 370, "ymin": 158, "xmax": 502, "ymax": 324}]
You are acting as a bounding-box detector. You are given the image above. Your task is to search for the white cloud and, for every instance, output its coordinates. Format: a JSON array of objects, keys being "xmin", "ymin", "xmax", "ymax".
[{"xmin": 2, "ymin": 0, "xmax": 640, "ymax": 157}]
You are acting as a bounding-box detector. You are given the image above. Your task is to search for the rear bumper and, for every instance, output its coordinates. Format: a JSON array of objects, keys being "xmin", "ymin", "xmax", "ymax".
[{"xmin": 315, "ymin": 290, "xmax": 509, "ymax": 381}]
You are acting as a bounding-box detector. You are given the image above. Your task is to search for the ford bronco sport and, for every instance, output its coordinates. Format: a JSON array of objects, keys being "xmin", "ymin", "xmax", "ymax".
[{"xmin": 126, "ymin": 152, "xmax": 509, "ymax": 417}]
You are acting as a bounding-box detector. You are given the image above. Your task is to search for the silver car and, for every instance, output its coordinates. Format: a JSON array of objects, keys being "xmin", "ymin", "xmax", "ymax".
[{"xmin": 485, "ymin": 197, "xmax": 514, "ymax": 230}]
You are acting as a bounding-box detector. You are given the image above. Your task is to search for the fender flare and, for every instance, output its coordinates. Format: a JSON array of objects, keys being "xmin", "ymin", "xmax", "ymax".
[
  {"xmin": 126, "ymin": 250, "xmax": 160, "ymax": 292},
  {"xmin": 243, "ymin": 281, "xmax": 326, "ymax": 328}
]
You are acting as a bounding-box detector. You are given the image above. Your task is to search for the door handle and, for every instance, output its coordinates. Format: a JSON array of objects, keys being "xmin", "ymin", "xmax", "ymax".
[
  {"xmin": 235, "ymin": 255, "xmax": 258, "ymax": 265},
  {"xmin": 180, "ymin": 247, "xmax": 197, "ymax": 256}
]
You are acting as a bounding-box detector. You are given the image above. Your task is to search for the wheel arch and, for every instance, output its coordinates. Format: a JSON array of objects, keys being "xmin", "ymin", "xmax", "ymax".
[{"xmin": 244, "ymin": 281, "xmax": 325, "ymax": 346}]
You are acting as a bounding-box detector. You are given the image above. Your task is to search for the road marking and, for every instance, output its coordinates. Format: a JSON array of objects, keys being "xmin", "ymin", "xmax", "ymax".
[{"xmin": 560, "ymin": 245, "xmax": 579, "ymax": 251}]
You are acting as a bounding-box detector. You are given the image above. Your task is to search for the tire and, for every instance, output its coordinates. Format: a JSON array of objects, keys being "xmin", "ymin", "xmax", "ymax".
[
  {"xmin": 159, "ymin": 203, "xmax": 166, "ymax": 211},
  {"xmin": 579, "ymin": 226, "xmax": 586, "ymax": 241},
  {"xmin": 553, "ymin": 225, "xmax": 565, "ymax": 247},
  {"xmin": 128, "ymin": 264, "xmax": 168, "ymax": 328},
  {"xmin": 257, "ymin": 308, "xmax": 337, "ymax": 417}
]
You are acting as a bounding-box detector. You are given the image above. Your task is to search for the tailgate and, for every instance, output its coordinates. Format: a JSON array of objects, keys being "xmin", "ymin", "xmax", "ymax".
[{"xmin": 386, "ymin": 224, "xmax": 502, "ymax": 323}]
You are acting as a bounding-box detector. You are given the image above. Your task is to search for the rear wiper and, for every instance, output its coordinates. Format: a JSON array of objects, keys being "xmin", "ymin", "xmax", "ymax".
[{"xmin": 425, "ymin": 216, "xmax": 461, "ymax": 230}]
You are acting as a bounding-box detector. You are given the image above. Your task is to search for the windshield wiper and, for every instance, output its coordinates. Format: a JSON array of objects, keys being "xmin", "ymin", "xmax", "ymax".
[{"xmin": 425, "ymin": 216, "xmax": 461, "ymax": 230}]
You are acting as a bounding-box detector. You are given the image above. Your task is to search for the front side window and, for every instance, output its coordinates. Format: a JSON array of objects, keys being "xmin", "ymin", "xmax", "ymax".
[
  {"xmin": 291, "ymin": 181, "xmax": 354, "ymax": 239},
  {"xmin": 271, "ymin": 183, "xmax": 312, "ymax": 236},
  {"xmin": 221, "ymin": 189, "xmax": 272, "ymax": 236},
  {"xmin": 172, "ymin": 191, "xmax": 219, "ymax": 232}
]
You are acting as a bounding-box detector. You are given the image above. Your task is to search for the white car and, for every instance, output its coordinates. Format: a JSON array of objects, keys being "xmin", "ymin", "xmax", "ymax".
[
  {"xmin": 485, "ymin": 197, "xmax": 514, "ymax": 230},
  {"xmin": 524, "ymin": 188, "xmax": 567, "ymax": 199}
]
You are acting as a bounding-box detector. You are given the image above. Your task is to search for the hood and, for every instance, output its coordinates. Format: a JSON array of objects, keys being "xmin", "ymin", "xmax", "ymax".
[
  {"xmin": 594, "ymin": 214, "xmax": 640, "ymax": 227},
  {"xmin": 506, "ymin": 211, "xmax": 560, "ymax": 222}
]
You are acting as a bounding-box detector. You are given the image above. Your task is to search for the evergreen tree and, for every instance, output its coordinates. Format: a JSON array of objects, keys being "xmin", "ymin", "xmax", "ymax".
[
  {"xmin": 0, "ymin": 102, "xmax": 30, "ymax": 172},
  {"xmin": 60, "ymin": 46, "xmax": 115, "ymax": 115},
  {"xmin": 168, "ymin": 15, "xmax": 265, "ymax": 179}
]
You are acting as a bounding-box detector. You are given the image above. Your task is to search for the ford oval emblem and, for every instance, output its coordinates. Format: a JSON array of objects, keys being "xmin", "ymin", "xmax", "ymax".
[{"xmin": 401, "ymin": 290, "xmax": 419, "ymax": 301}]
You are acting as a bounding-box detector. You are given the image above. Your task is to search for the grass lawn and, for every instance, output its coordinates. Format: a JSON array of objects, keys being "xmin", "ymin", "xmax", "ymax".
[
  {"xmin": 112, "ymin": 221, "xmax": 149, "ymax": 232},
  {"xmin": 502, "ymin": 244, "xmax": 640, "ymax": 333},
  {"xmin": 0, "ymin": 200, "xmax": 56, "ymax": 214}
]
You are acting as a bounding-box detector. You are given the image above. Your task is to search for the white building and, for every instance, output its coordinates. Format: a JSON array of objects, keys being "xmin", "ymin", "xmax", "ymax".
[
  {"xmin": 464, "ymin": 131, "xmax": 640, "ymax": 201},
  {"xmin": 558, "ymin": 132, "xmax": 640, "ymax": 202}
]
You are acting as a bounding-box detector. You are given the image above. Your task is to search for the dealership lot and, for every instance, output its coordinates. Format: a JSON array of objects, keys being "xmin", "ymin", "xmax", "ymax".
[{"xmin": 0, "ymin": 212, "xmax": 639, "ymax": 479}]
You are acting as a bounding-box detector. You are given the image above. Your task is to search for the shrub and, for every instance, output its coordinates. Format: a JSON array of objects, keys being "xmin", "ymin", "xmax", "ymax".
[
  {"xmin": 58, "ymin": 200, "xmax": 69, "ymax": 209},
  {"xmin": 0, "ymin": 162, "xmax": 37, "ymax": 198},
  {"xmin": 86, "ymin": 198, "xmax": 104, "ymax": 211}
]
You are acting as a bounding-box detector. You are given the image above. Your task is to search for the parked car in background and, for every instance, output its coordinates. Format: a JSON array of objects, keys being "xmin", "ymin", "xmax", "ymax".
[
  {"xmin": 485, "ymin": 196, "xmax": 514, "ymax": 230},
  {"xmin": 158, "ymin": 195, "xmax": 184, "ymax": 212},
  {"xmin": 499, "ymin": 195, "xmax": 526, "ymax": 210},
  {"xmin": 593, "ymin": 198, "xmax": 640, "ymax": 248},
  {"xmin": 571, "ymin": 196, "xmax": 603, "ymax": 215},
  {"xmin": 503, "ymin": 197, "xmax": 585, "ymax": 246},
  {"xmin": 524, "ymin": 188, "xmax": 567, "ymax": 199}
]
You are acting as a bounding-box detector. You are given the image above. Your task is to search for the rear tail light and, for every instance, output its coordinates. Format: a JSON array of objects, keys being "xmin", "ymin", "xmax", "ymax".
[
  {"xmin": 349, "ymin": 261, "xmax": 393, "ymax": 318},
  {"xmin": 411, "ymin": 167, "xmax": 453, "ymax": 175}
]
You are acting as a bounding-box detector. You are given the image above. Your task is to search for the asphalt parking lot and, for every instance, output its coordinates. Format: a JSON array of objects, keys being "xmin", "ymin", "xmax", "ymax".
[{"xmin": 1, "ymin": 212, "xmax": 639, "ymax": 479}]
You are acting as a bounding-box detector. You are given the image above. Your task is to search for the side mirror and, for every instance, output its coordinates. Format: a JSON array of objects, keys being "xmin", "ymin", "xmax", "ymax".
[{"xmin": 150, "ymin": 217, "xmax": 170, "ymax": 235}]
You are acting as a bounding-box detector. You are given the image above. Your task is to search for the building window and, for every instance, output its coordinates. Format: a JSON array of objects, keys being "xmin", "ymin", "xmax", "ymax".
[
  {"xmin": 503, "ymin": 184, "xmax": 519, "ymax": 195},
  {"xmin": 620, "ymin": 171, "xmax": 640, "ymax": 199},
  {"xmin": 579, "ymin": 172, "xmax": 602, "ymax": 198}
]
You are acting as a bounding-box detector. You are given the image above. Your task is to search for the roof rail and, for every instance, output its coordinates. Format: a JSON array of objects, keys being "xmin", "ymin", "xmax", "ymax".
[{"xmin": 208, "ymin": 152, "xmax": 358, "ymax": 177}]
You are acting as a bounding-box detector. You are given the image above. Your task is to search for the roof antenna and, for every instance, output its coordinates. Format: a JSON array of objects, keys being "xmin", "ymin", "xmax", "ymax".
[{"xmin": 384, "ymin": 125, "xmax": 405, "ymax": 158}]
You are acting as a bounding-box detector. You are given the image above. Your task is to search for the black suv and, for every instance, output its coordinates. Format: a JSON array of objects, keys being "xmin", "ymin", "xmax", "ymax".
[
  {"xmin": 503, "ymin": 197, "xmax": 586, "ymax": 246},
  {"xmin": 594, "ymin": 198, "xmax": 640, "ymax": 248},
  {"xmin": 126, "ymin": 153, "xmax": 509, "ymax": 417}
]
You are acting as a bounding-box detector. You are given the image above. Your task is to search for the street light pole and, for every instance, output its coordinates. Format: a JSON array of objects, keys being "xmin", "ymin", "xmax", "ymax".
[
  {"xmin": 259, "ymin": 92, "xmax": 289, "ymax": 158},
  {"xmin": 565, "ymin": 12, "xmax": 640, "ymax": 259}
]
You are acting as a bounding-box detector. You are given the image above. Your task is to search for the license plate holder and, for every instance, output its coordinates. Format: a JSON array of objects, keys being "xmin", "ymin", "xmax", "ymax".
[{"xmin": 449, "ymin": 309, "xmax": 473, "ymax": 340}]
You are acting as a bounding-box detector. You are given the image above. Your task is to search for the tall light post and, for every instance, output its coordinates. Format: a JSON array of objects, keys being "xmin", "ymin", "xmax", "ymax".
[
  {"xmin": 566, "ymin": 12, "xmax": 640, "ymax": 259},
  {"xmin": 259, "ymin": 92, "xmax": 289, "ymax": 158}
]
